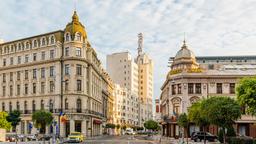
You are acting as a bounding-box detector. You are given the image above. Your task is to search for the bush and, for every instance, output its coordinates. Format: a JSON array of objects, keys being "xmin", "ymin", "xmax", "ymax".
[{"xmin": 227, "ymin": 137, "xmax": 254, "ymax": 144}]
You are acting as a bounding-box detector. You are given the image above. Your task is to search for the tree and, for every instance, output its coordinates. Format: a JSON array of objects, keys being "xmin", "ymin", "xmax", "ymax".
[
  {"xmin": 236, "ymin": 77, "xmax": 256, "ymax": 116},
  {"xmin": 188, "ymin": 101, "xmax": 210, "ymax": 144},
  {"xmin": 177, "ymin": 113, "xmax": 189, "ymax": 144},
  {"xmin": 0, "ymin": 111, "xmax": 11, "ymax": 130},
  {"xmin": 32, "ymin": 110, "xmax": 53, "ymax": 134},
  {"xmin": 144, "ymin": 120, "xmax": 159, "ymax": 131},
  {"xmin": 7, "ymin": 110, "xmax": 21, "ymax": 132},
  {"xmin": 202, "ymin": 97, "xmax": 241, "ymax": 144}
]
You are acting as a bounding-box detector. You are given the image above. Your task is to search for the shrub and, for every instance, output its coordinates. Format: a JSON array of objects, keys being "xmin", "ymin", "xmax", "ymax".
[{"xmin": 227, "ymin": 137, "xmax": 254, "ymax": 144}]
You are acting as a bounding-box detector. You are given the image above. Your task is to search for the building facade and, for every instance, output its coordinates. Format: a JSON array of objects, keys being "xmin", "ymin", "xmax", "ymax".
[
  {"xmin": 0, "ymin": 11, "xmax": 112, "ymax": 137},
  {"xmin": 154, "ymin": 99, "xmax": 161, "ymax": 123},
  {"xmin": 160, "ymin": 41, "xmax": 256, "ymax": 138}
]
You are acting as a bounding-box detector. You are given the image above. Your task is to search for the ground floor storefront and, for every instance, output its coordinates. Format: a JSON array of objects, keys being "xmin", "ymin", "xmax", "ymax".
[
  {"xmin": 16, "ymin": 114, "xmax": 103, "ymax": 137},
  {"xmin": 162, "ymin": 122, "xmax": 256, "ymax": 138}
]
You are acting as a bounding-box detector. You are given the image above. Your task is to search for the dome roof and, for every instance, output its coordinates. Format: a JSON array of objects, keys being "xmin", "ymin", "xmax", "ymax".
[
  {"xmin": 65, "ymin": 11, "xmax": 87, "ymax": 39},
  {"xmin": 174, "ymin": 41, "xmax": 195, "ymax": 60}
]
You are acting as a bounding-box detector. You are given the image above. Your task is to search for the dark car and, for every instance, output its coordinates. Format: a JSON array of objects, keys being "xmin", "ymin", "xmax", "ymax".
[{"xmin": 191, "ymin": 131, "xmax": 217, "ymax": 142}]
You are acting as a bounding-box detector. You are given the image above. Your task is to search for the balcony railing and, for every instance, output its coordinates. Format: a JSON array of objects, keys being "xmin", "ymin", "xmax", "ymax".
[{"xmin": 19, "ymin": 109, "xmax": 103, "ymax": 117}]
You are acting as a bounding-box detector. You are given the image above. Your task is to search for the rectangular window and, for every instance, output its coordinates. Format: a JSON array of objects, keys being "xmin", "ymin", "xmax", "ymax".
[
  {"xmin": 50, "ymin": 50, "xmax": 55, "ymax": 59},
  {"xmin": 25, "ymin": 84, "xmax": 28, "ymax": 94},
  {"xmin": 17, "ymin": 85, "xmax": 20, "ymax": 96},
  {"xmin": 3, "ymin": 59, "xmax": 6, "ymax": 66},
  {"xmin": 217, "ymin": 83, "xmax": 222, "ymax": 94},
  {"xmin": 17, "ymin": 56, "xmax": 21, "ymax": 64},
  {"xmin": 25, "ymin": 70, "xmax": 28, "ymax": 80},
  {"xmin": 76, "ymin": 64, "xmax": 82, "ymax": 75},
  {"xmin": 65, "ymin": 64, "xmax": 70, "ymax": 75},
  {"xmin": 50, "ymin": 81, "xmax": 55, "ymax": 92},
  {"xmin": 10, "ymin": 72, "xmax": 13, "ymax": 81},
  {"xmin": 41, "ymin": 82, "xmax": 45, "ymax": 94},
  {"xmin": 50, "ymin": 66, "xmax": 55, "ymax": 77},
  {"xmin": 10, "ymin": 57, "xmax": 13, "ymax": 65},
  {"xmin": 9, "ymin": 85, "xmax": 13, "ymax": 96},
  {"xmin": 77, "ymin": 80, "xmax": 82, "ymax": 91},
  {"xmin": 3, "ymin": 73, "xmax": 6, "ymax": 83},
  {"xmin": 177, "ymin": 84, "xmax": 182, "ymax": 94},
  {"xmin": 76, "ymin": 48, "xmax": 81, "ymax": 57},
  {"xmin": 195, "ymin": 83, "xmax": 201, "ymax": 94},
  {"xmin": 2, "ymin": 86, "xmax": 6, "ymax": 96},
  {"xmin": 33, "ymin": 53, "xmax": 37, "ymax": 61},
  {"xmin": 188, "ymin": 83, "xmax": 194, "ymax": 94},
  {"xmin": 65, "ymin": 47, "xmax": 69, "ymax": 56},
  {"xmin": 33, "ymin": 69, "xmax": 37, "ymax": 79},
  {"xmin": 230, "ymin": 83, "xmax": 235, "ymax": 94},
  {"xmin": 25, "ymin": 55, "xmax": 29, "ymax": 63},
  {"xmin": 41, "ymin": 68, "xmax": 45, "ymax": 78},
  {"xmin": 41, "ymin": 51, "xmax": 45, "ymax": 60},
  {"xmin": 17, "ymin": 71, "xmax": 20, "ymax": 80},
  {"xmin": 172, "ymin": 85, "xmax": 176, "ymax": 95},
  {"xmin": 32, "ymin": 83, "xmax": 36, "ymax": 94},
  {"xmin": 65, "ymin": 81, "xmax": 69, "ymax": 91}
]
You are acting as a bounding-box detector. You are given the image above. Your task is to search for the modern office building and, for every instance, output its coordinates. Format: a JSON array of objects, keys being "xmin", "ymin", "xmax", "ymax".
[
  {"xmin": 160, "ymin": 40, "xmax": 256, "ymax": 138},
  {"xmin": 0, "ymin": 11, "xmax": 113, "ymax": 137}
]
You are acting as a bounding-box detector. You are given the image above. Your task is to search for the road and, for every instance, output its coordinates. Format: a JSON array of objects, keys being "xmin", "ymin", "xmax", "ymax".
[{"xmin": 83, "ymin": 135, "xmax": 158, "ymax": 144}]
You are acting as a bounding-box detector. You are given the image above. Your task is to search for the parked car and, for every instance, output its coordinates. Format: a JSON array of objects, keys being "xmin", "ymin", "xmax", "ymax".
[
  {"xmin": 125, "ymin": 128, "xmax": 135, "ymax": 135},
  {"xmin": 26, "ymin": 134, "xmax": 37, "ymax": 141},
  {"xmin": 5, "ymin": 133, "xmax": 16, "ymax": 142},
  {"xmin": 68, "ymin": 132, "xmax": 85, "ymax": 142},
  {"xmin": 191, "ymin": 131, "xmax": 217, "ymax": 142}
]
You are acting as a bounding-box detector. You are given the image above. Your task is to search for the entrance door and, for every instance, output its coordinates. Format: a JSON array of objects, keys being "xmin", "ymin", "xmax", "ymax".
[{"xmin": 75, "ymin": 121, "xmax": 82, "ymax": 132}]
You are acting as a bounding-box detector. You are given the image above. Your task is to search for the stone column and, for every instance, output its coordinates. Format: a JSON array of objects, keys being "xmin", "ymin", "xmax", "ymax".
[
  {"xmin": 24, "ymin": 120, "xmax": 27, "ymax": 135},
  {"xmin": 70, "ymin": 120, "xmax": 75, "ymax": 133},
  {"xmin": 82, "ymin": 120, "xmax": 87, "ymax": 136}
]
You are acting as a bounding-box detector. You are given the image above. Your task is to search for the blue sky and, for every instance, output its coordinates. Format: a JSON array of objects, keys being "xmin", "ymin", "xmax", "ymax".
[{"xmin": 0, "ymin": 0, "xmax": 256, "ymax": 100}]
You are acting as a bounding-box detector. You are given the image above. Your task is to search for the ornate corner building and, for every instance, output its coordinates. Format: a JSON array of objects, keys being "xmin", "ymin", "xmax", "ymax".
[
  {"xmin": 0, "ymin": 11, "xmax": 114, "ymax": 137},
  {"xmin": 160, "ymin": 40, "xmax": 256, "ymax": 138}
]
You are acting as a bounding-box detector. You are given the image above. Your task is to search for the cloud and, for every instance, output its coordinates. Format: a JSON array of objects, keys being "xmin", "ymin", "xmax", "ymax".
[{"xmin": 0, "ymin": 0, "xmax": 256, "ymax": 100}]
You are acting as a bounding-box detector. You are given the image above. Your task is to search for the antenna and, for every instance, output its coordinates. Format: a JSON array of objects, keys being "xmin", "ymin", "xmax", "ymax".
[{"xmin": 183, "ymin": 32, "xmax": 186, "ymax": 44}]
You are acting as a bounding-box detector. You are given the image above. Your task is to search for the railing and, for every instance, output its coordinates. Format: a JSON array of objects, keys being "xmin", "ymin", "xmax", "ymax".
[{"xmin": 19, "ymin": 108, "xmax": 104, "ymax": 117}]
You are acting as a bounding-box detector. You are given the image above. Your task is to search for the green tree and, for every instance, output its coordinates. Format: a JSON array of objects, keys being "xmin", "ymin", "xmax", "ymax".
[
  {"xmin": 0, "ymin": 111, "xmax": 12, "ymax": 130},
  {"xmin": 144, "ymin": 120, "xmax": 159, "ymax": 131},
  {"xmin": 177, "ymin": 113, "xmax": 189, "ymax": 144},
  {"xmin": 188, "ymin": 101, "xmax": 210, "ymax": 144},
  {"xmin": 32, "ymin": 110, "xmax": 53, "ymax": 134},
  {"xmin": 202, "ymin": 97, "xmax": 241, "ymax": 144},
  {"xmin": 7, "ymin": 110, "xmax": 21, "ymax": 132},
  {"xmin": 236, "ymin": 77, "xmax": 256, "ymax": 116}
]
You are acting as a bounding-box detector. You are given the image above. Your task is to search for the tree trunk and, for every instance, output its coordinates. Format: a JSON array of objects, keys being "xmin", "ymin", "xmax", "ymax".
[
  {"xmin": 186, "ymin": 127, "xmax": 188, "ymax": 144},
  {"xmin": 223, "ymin": 127, "xmax": 226, "ymax": 144},
  {"xmin": 203, "ymin": 126, "xmax": 206, "ymax": 144}
]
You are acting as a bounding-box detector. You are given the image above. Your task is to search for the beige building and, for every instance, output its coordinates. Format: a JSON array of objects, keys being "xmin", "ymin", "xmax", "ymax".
[
  {"xmin": 0, "ymin": 11, "xmax": 112, "ymax": 137},
  {"xmin": 160, "ymin": 40, "xmax": 256, "ymax": 138}
]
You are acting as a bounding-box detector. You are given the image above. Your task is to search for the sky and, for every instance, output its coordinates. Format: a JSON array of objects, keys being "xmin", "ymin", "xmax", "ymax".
[{"xmin": 0, "ymin": 0, "xmax": 256, "ymax": 100}]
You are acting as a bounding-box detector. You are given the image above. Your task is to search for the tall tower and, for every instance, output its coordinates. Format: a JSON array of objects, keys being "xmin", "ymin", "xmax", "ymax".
[{"xmin": 138, "ymin": 33, "xmax": 143, "ymax": 56}]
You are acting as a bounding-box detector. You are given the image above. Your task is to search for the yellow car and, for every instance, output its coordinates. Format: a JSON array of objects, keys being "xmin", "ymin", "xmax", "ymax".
[{"xmin": 68, "ymin": 132, "xmax": 85, "ymax": 142}]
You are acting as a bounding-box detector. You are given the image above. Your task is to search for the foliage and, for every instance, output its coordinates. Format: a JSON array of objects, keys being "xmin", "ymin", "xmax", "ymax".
[
  {"xmin": 116, "ymin": 124, "xmax": 120, "ymax": 129},
  {"xmin": 226, "ymin": 125, "xmax": 236, "ymax": 137},
  {"xmin": 144, "ymin": 120, "xmax": 160, "ymax": 131},
  {"xmin": 236, "ymin": 77, "xmax": 256, "ymax": 116},
  {"xmin": 177, "ymin": 113, "xmax": 189, "ymax": 128},
  {"xmin": 188, "ymin": 101, "xmax": 209, "ymax": 127},
  {"xmin": 7, "ymin": 110, "xmax": 21, "ymax": 131},
  {"xmin": 32, "ymin": 110, "xmax": 53, "ymax": 133},
  {"xmin": 105, "ymin": 123, "xmax": 115, "ymax": 129},
  {"xmin": 201, "ymin": 97, "xmax": 241, "ymax": 129},
  {"xmin": 0, "ymin": 111, "xmax": 12, "ymax": 130},
  {"xmin": 218, "ymin": 128, "xmax": 224, "ymax": 143},
  {"xmin": 121, "ymin": 125, "xmax": 126, "ymax": 130},
  {"xmin": 227, "ymin": 136, "xmax": 255, "ymax": 144}
]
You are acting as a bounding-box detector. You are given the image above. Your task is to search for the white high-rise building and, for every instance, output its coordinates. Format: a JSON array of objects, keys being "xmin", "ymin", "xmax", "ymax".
[{"xmin": 107, "ymin": 33, "xmax": 153, "ymax": 127}]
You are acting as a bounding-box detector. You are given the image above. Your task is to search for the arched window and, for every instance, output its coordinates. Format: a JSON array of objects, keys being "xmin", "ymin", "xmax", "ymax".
[
  {"xmin": 42, "ymin": 38, "xmax": 46, "ymax": 46},
  {"xmin": 65, "ymin": 33, "xmax": 70, "ymax": 42},
  {"xmin": 190, "ymin": 96, "xmax": 200, "ymax": 104},
  {"xmin": 9, "ymin": 102, "xmax": 12, "ymax": 112},
  {"xmin": 76, "ymin": 33, "xmax": 81, "ymax": 41},
  {"xmin": 77, "ymin": 99, "xmax": 82, "ymax": 113},
  {"xmin": 171, "ymin": 97, "xmax": 181, "ymax": 115},
  {"xmin": 26, "ymin": 42, "xmax": 30, "ymax": 49},
  {"xmin": 33, "ymin": 40, "xmax": 38, "ymax": 48},
  {"xmin": 50, "ymin": 36, "xmax": 55, "ymax": 44},
  {"xmin": 16, "ymin": 102, "xmax": 20, "ymax": 111},
  {"xmin": 65, "ymin": 98, "xmax": 68, "ymax": 110},
  {"xmin": 2, "ymin": 102, "xmax": 5, "ymax": 111},
  {"xmin": 49, "ymin": 99, "xmax": 53, "ymax": 112},
  {"xmin": 32, "ymin": 100, "xmax": 36, "ymax": 112},
  {"xmin": 24, "ymin": 101, "xmax": 28, "ymax": 114},
  {"xmin": 18, "ymin": 43, "xmax": 22, "ymax": 51},
  {"xmin": 41, "ymin": 100, "xmax": 44, "ymax": 110}
]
